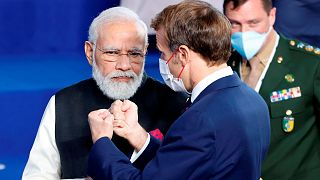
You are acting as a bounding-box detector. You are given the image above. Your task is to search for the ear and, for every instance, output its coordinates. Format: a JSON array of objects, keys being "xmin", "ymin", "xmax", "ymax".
[
  {"xmin": 269, "ymin": 7, "xmax": 276, "ymax": 27},
  {"xmin": 144, "ymin": 43, "xmax": 149, "ymax": 55},
  {"xmin": 84, "ymin": 41, "xmax": 94, "ymax": 66},
  {"xmin": 177, "ymin": 45, "xmax": 190, "ymax": 66},
  {"xmin": 144, "ymin": 43, "xmax": 149, "ymax": 53}
]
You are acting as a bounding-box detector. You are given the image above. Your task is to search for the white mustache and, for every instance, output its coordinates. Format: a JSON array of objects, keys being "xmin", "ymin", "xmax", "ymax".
[{"xmin": 108, "ymin": 71, "xmax": 136, "ymax": 79}]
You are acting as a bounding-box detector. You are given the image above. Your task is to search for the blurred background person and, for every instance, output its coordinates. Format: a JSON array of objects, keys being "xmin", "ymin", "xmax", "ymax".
[
  {"xmin": 273, "ymin": 0, "xmax": 320, "ymax": 47},
  {"xmin": 120, "ymin": 0, "xmax": 224, "ymax": 34}
]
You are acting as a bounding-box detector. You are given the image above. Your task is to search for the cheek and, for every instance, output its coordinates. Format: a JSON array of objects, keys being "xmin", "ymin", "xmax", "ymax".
[
  {"xmin": 232, "ymin": 29, "xmax": 239, "ymax": 34},
  {"xmin": 253, "ymin": 23, "xmax": 270, "ymax": 34},
  {"xmin": 168, "ymin": 63, "xmax": 180, "ymax": 77},
  {"xmin": 95, "ymin": 60, "xmax": 114, "ymax": 76},
  {"xmin": 132, "ymin": 64, "xmax": 144, "ymax": 76}
]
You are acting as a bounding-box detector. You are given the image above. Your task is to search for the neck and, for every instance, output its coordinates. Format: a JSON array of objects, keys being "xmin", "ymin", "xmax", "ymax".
[{"xmin": 191, "ymin": 62, "xmax": 228, "ymax": 89}]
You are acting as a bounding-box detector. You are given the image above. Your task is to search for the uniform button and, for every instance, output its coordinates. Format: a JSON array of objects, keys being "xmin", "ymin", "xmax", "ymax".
[
  {"xmin": 286, "ymin": 110, "xmax": 292, "ymax": 116},
  {"xmin": 277, "ymin": 56, "xmax": 283, "ymax": 63},
  {"xmin": 290, "ymin": 40, "xmax": 296, "ymax": 46}
]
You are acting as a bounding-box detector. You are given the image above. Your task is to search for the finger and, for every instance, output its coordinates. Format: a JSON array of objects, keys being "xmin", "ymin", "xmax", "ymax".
[
  {"xmin": 122, "ymin": 100, "xmax": 137, "ymax": 112},
  {"xmin": 113, "ymin": 111, "xmax": 125, "ymax": 120},
  {"xmin": 113, "ymin": 119, "xmax": 125, "ymax": 128},
  {"xmin": 105, "ymin": 113, "xmax": 114, "ymax": 122},
  {"xmin": 110, "ymin": 100, "xmax": 123, "ymax": 114},
  {"xmin": 88, "ymin": 109, "xmax": 108, "ymax": 121},
  {"xmin": 98, "ymin": 109, "xmax": 111, "ymax": 119}
]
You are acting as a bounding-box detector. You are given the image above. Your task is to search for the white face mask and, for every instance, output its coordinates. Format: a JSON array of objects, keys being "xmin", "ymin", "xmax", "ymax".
[{"xmin": 159, "ymin": 58, "xmax": 190, "ymax": 94}]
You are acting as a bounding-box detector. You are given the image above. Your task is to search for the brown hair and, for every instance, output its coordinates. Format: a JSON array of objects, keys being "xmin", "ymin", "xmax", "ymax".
[
  {"xmin": 151, "ymin": 0, "xmax": 232, "ymax": 63},
  {"xmin": 223, "ymin": 0, "xmax": 273, "ymax": 14}
]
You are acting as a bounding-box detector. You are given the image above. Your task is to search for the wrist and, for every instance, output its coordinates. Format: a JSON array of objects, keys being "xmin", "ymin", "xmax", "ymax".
[{"xmin": 127, "ymin": 125, "xmax": 148, "ymax": 151}]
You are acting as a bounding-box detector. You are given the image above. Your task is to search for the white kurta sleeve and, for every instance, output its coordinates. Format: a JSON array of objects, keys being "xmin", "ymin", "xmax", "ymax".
[{"xmin": 22, "ymin": 95, "xmax": 61, "ymax": 180}]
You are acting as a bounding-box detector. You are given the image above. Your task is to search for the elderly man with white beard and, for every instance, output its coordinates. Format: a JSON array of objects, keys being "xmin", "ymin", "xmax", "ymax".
[{"xmin": 22, "ymin": 7, "xmax": 187, "ymax": 180}]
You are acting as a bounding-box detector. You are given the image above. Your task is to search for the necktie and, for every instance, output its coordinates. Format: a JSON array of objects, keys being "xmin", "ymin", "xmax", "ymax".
[{"xmin": 244, "ymin": 57, "xmax": 262, "ymax": 89}]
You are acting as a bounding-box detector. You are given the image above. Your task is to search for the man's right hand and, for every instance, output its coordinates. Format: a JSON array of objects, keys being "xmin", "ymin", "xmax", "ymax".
[
  {"xmin": 88, "ymin": 109, "xmax": 114, "ymax": 143},
  {"xmin": 110, "ymin": 100, "xmax": 148, "ymax": 151}
]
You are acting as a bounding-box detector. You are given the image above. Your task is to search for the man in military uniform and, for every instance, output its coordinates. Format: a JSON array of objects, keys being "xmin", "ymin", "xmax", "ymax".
[{"xmin": 224, "ymin": 0, "xmax": 320, "ymax": 179}]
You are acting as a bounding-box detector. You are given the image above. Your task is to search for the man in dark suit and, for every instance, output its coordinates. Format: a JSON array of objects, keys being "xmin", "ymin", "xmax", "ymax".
[
  {"xmin": 273, "ymin": 0, "xmax": 320, "ymax": 47},
  {"xmin": 22, "ymin": 7, "xmax": 186, "ymax": 179},
  {"xmin": 224, "ymin": 0, "xmax": 320, "ymax": 179},
  {"xmin": 87, "ymin": 1, "xmax": 270, "ymax": 179}
]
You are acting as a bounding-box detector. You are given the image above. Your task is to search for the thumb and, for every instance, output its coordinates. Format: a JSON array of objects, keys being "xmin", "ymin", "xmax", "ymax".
[{"xmin": 122, "ymin": 100, "xmax": 137, "ymax": 112}]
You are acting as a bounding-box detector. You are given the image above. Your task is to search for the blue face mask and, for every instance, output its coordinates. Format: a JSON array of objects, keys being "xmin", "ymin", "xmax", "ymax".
[{"xmin": 231, "ymin": 28, "xmax": 271, "ymax": 60}]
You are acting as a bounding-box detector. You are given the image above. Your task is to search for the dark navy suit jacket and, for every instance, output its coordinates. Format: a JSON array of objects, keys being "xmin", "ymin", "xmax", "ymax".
[{"xmin": 88, "ymin": 73, "xmax": 270, "ymax": 180}]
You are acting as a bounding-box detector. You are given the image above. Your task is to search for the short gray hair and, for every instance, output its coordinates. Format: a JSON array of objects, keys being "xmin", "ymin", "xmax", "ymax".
[{"xmin": 88, "ymin": 7, "xmax": 148, "ymax": 45}]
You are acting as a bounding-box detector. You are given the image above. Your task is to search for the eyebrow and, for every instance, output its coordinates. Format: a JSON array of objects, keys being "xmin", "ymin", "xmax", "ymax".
[
  {"xmin": 247, "ymin": 19, "xmax": 260, "ymax": 24},
  {"xmin": 228, "ymin": 17, "xmax": 261, "ymax": 25},
  {"xmin": 129, "ymin": 47, "xmax": 144, "ymax": 52},
  {"xmin": 99, "ymin": 47, "xmax": 143, "ymax": 52},
  {"xmin": 229, "ymin": 19, "xmax": 241, "ymax": 24},
  {"xmin": 99, "ymin": 46, "xmax": 119, "ymax": 51}
]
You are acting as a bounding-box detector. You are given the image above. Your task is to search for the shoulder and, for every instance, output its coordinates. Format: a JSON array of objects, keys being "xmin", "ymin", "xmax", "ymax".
[
  {"xmin": 279, "ymin": 35, "xmax": 320, "ymax": 61},
  {"xmin": 143, "ymin": 76, "xmax": 170, "ymax": 91},
  {"xmin": 143, "ymin": 75, "xmax": 188, "ymax": 100},
  {"xmin": 137, "ymin": 75, "xmax": 187, "ymax": 115},
  {"xmin": 56, "ymin": 78, "xmax": 96, "ymax": 97}
]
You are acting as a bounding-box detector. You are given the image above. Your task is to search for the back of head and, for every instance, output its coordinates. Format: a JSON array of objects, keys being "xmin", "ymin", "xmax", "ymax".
[
  {"xmin": 151, "ymin": 0, "xmax": 232, "ymax": 63},
  {"xmin": 88, "ymin": 7, "xmax": 148, "ymax": 45},
  {"xmin": 223, "ymin": 0, "xmax": 273, "ymax": 14}
]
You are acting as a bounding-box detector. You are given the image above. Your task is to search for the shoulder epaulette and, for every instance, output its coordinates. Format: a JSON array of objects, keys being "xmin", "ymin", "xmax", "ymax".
[{"xmin": 289, "ymin": 40, "xmax": 320, "ymax": 56}]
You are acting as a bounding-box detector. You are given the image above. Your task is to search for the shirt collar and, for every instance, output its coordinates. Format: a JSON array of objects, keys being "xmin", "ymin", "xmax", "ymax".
[
  {"xmin": 254, "ymin": 29, "xmax": 277, "ymax": 66},
  {"xmin": 191, "ymin": 66, "xmax": 233, "ymax": 102}
]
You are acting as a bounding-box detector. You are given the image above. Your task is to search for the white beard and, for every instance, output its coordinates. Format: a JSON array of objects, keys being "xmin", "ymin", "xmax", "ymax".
[{"xmin": 92, "ymin": 60, "xmax": 144, "ymax": 100}]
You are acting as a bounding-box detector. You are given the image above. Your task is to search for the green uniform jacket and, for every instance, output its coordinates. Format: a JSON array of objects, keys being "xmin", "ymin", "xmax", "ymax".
[{"xmin": 228, "ymin": 35, "xmax": 320, "ymax": 180}]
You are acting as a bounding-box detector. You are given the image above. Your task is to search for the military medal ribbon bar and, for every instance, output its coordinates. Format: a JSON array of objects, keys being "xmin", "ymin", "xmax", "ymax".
[{"xmin": 270, "ymin": 87, "xmax": 301, "ymax": 103}]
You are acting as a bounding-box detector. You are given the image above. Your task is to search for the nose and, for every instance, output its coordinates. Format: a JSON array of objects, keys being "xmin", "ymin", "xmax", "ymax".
[
  {"xmin": 115, "ymin": 55, "xmax": 131, "ymax": 71},
  {"xmin": 240, "ymin": 26, "xmax": 246, "ymax": 32},
  {"xmin": 240, "ymin": 24, "xmax": 251, "ymax": 32}
]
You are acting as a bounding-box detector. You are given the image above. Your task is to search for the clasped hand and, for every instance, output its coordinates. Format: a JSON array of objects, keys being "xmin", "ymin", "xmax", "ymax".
[{"xmin": 88, "ymin": 100, "xmax": 148, "ymax": 150}]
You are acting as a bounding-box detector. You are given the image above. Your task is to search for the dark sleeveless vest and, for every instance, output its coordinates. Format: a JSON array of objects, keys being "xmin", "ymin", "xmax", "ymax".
[{"xmin": 55, "ymin": 75, "xmax": 186, "ymax": 178}]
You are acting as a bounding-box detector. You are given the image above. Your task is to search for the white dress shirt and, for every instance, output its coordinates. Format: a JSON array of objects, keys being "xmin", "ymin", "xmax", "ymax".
[{"xmin": 191, "ymin": 66, "xmax": 234, "ymax": 103}]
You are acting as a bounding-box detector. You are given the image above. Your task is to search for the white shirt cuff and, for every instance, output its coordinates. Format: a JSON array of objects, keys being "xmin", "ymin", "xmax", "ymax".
[{"xmin": 129, "ymin": 133, "xmax": 150, "ymax": 163}]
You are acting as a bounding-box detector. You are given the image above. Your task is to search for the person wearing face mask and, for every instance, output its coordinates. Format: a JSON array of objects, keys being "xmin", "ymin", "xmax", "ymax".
[
  {"xmin": 22, "ymin": 7, "xmax": 187, "ymax": 179},
  {"xmin": 224, "ymin": 0, "xmax": 320, "ymax": 179},
  {"xmin": 86, "ymin": 1, "xmax": 270, "ymax": 179}
]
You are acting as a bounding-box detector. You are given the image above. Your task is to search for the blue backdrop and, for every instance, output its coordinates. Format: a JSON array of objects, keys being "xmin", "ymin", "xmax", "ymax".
[{"xmin": 0, "ymin": 0, "xmax": 120, "ymax": 55}]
